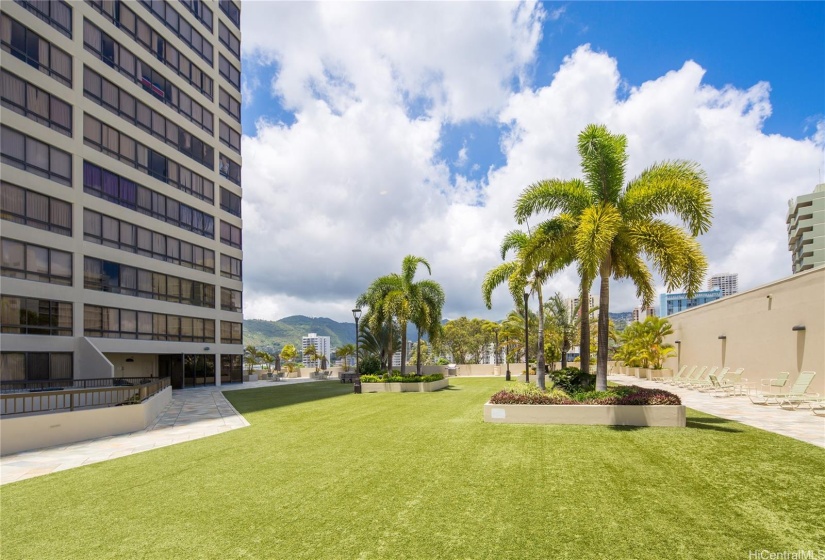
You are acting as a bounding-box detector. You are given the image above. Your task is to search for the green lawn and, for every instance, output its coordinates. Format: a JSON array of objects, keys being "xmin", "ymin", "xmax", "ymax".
[{"xmin": 2, "ymin": 378, "xmax": 823, "ymax": 559}]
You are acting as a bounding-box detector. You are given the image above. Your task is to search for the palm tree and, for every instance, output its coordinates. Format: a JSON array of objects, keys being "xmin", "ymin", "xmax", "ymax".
[
  {"xmin": 545, "ymin": 293, "xmax": 580, "ymax": 369},
  {"xmin": 411, "ymin": 280, "xmax": 445, "ymax": 376},
  {"xmin": 498, "ymin": 308, "xmax": 538, "ymax": 377},
  {"xmin": 357, "ymin": 255, "xmax": 439, "ymax": 375},
  {"xmin": 358, "ymin": 321, "xmax": 400, "ymax": 371},
  {"xmin": 515, "ymin": 124, "xmax": 711, "ymax": 390},
  {"xmin": 303, "ymin": 344, "xmax": 321, "ymax": 373},
  {"xmin": 482, "ymin": 229, "xmax": 566, "ymax": 389},
  {"xmin": 279, "ymin": 344, "xmax": 298, "ymax": 374},
  {"xmin": 335, "ymin": 344, "xmax": 356, "ymax": 372},
  {"xmin": 244, "ymin": 345, "xmax": 259, "ymax": 374}
]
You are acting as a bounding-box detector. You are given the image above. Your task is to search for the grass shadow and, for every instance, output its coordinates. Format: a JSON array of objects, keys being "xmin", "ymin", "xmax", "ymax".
[
  {"xmin": 223, "ymin": 381, "xmax": 352, "ymax": 414},
  {"xmin": 686, "ymin": 417, "xmax": 743, "ymax": 433}
]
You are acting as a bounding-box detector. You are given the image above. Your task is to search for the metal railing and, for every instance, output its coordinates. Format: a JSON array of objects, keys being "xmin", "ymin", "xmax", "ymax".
[
  {"xmin": 0, "ymin": 377, "xmax": 170, "ymax": 416},
  {"xmin": 0, "ymin": 377, "xmax": 160, "ymax": 394}
]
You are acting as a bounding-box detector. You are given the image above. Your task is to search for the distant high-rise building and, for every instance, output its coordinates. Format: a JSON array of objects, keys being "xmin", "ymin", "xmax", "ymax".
[
  {"xmin": 0, "ymin": 0, "xmax": 245, "ymax": 387},
  {"xmin": 631, "ymin": 305, "xmax": 656, "ymax": 322},
  {"xmin": 566, "ymin": 294, "xmax": 595, "ymax": 318},
  {"xmin": 787, "ymin": 184, "xmax": 825, "ymax": 273},
  {"xmin": 659, "ymin": 290, "xmax": 723, "ymax": 317},
  {"xmin": 302, "ymin": 333, "xmax": 331, "ymax": 368},
  {"xmin": 708, "ymin": 273, "xmax": 739, "ymax": 297}
]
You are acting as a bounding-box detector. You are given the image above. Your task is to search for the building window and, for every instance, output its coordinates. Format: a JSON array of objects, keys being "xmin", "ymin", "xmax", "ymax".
[
  {"xmin": 0, "ymin": 14, "xmax": 72, "ymax": 87},
  {"xmin": 1, "ymin": 182, "xmax": 72, "ymax": 236},
  {"xmin": 83, "ymin": 66, "xmax": 214, "ymax": 170},
  {"xmin": 86, "ymin": 2, "xmax": 214, "ymax": 101},
  {"xmin": 84, "ymin": 257, "xmax": 216, "ymax": 309},
  {"xmin": 218, "ymin": 21, "xmax": 240, "ymax": 59},
  {"xmin": 220, "ymin": 321, "xmax": 242, "ymax": 344},
  {"xmin": 0, "ymin": 352, "xmax": 73, "ymax": 382},
  {"xmin": 83, "ymin": 209, "xmax": 215, "ymax": 273},
  {"xmin": 220, "ymin": 0, "xmax": 241, "ymax": 28},
  {"xmin": 220, "ymin": 354, "xmax": 243, "ymax": 383},
  {"xmin": 221, "ymin": 288, "xmax": 242, "ymax": 312},
  {"xmin": 1, "ymin": 239, "xmax": 72, "ymax": 286},
  {"xmin": 14, "ymin": 0, "xmax": 72, "ymax": 38},
  {"xmin": 0, "ymin": 125, "xmax": 71, "ymax": 186},
  {"xmin": 137, "ymin": 0, "xmax": 213, "ymax": 65},
  {"xmin": 219, "ymin": 153, "xmax": 241, "ymax": 186},
  {"xmin": 83, "ymin": 114, "xmax": 214, "ymax": 203},
  {"xmin": 0, "ymin": 295, "xmax": 72, "ymax": 336},
  {"xmin": 219, "ymin": 87, "xmax": 241, "ymax": 123},
  {"xmin": 84, "ymin": 305, "xmax": 215, "ymax": 342},
  {"xmin": 219, "ymin": 121, "xmax": 241, "ymax": 153},
  {"xmin": 180, "ymin": 0, "xmax": 213, "ymax": 31},
  {"xmin": 220, "ymin": 254, "xmax": 242, "ymax": 280},
  {"xmin": 1, "ymin": 70, "xmax": 72, "ymax": 136},
  {"xmin": 220, "ymin": 221, "xmax": 242, "ymax": 249},
  {"xmin": 83, "ymin": 161, "xmax": 215, "ymax": 240},
  {"xmin": 218, "ymin": 54, "xmax": 240, "ymax": 91},
  {"xmin": 220, "ymin": 188, "xmax": 241, "ymax": 217}
]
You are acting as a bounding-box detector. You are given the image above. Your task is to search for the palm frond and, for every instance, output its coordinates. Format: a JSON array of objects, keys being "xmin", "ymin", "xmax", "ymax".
[
  {"xmin": 514, "ymin": 179, "xmax": 592, "ymax": 223},
  {"xmin": 481, "ymin": 261, "xmax": 519, "ymax": 309},
  {"xmin": 500, "ymin": 230, "xmax": 528, "ymax": 260},
  {"xmin": 574, "ymin": 203, "xmax": 622, "ymax": 280},
  {"xmin": 577, "ymin": 124, "xmax": 627, "ymax": 204},
  {"xmin": 622, "ymin": 160, "xmax": 713, "ymax": 236}
]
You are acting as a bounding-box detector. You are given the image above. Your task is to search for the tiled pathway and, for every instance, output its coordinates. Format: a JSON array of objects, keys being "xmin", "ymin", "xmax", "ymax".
[
  {"xmin": 611, "ymin": 374, "xmax": 825, "ymax": 448},
  {"xmin": 0, "ymin": 378, "xmax": 315, "ymax": 485}
]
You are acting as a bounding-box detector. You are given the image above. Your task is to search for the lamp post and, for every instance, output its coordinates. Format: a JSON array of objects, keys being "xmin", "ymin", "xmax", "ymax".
[
  {"xmin": 523, "ymin": 289, "xmax": 530, "ymax": 384},
  {"xmin": 352, "ymin": 308, "xmax": 362, "ymax": 375},
  {"xmin": 493, "ymin": 325, "xmax": 499, "ymax": 374}
]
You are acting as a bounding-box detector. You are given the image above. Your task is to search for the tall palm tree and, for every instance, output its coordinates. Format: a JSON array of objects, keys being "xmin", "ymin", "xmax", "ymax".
[
  {"xmin": 358, "ymin": 321, "xmax": 400, "ymax": 370},
  {"xmin": 357, "ymin": 255, "xmax": 439, "ymax": 375},
  {"xmin": 545, "ymin": 293, "xmax": 580, "ymax": 369},
  {"xmin": 515, "ymin": 124, "xmax": 712, "ymax": 390},
  {"xmin": 482, "ymin": 229, "xmax": 565, "ymax": 389},
  {"xmin": 410, "ymin": 277, "xmax": 445, "ymax": 376},
  {"xmin": 335, "ymin": 344, "xmax": 356, "ymax": 372}
]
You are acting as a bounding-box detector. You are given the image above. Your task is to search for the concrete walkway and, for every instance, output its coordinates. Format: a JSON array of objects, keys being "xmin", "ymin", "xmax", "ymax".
[
  {"xmin": 0, "ymin": 378, "xmax": 316, "ymax": 485},
  {"xmin": 611, "ymin": 374, "xmax": 825, "ymax": 448}
]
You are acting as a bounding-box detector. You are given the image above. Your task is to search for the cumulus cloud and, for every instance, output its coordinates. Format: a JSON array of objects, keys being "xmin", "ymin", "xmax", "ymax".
[{"xmin": 240, "ymin": 7, "xmax": 824, "ymax": 323}]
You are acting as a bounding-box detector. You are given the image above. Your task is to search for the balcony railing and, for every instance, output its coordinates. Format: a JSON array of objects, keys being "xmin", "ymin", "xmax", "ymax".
[{"xmin": 0, "ymin": 377, "xmax": 170, "ymax": 416}]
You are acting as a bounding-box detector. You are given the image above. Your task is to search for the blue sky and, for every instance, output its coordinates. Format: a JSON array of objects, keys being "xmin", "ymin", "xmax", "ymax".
[{"xmin": 238, "ymin": 2, "xmax": 825, "ymax": 321}]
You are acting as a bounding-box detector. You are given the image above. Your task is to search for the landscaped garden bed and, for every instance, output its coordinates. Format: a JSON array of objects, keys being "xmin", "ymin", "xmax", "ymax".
[
  {"xmin": 359, "ymin": 373, "xmax": 448, "ymax": 393},
  {"xmin": 483, "ymin": 369, "xmax": 685, "ymax": 427}
]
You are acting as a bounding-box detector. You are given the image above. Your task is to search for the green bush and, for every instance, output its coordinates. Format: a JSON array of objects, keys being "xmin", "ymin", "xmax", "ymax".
[
  {"xmin": 359, "ymin": 374, "xmax": 382, "ymax": 383},
  {"xmin": 357, "ymin": 356, "xmax": 382, "ymax": 375},
  {"xmin": 359, "ymin": 373, "xmax": 445, "ymax": 383},
  {"xmin": 489, "ymin": 384, "xmax": 680, "ymax": 406},
  {"xmin": 548, "ymin": 367, "xmax": 596, "ymax": 393}
]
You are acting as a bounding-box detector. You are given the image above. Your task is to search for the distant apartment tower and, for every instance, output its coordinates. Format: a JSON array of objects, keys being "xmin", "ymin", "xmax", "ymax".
[
  {"xmin": 0, "ymin": 1, "xmax": 245, "ymax": 388},
  {"xmin": 708, "ymin": 273, "xmax": 738, "ymax": 297},
  {"xmin": 659, "ymin": 289, "xmax": 722, "ymax": 317},
  {"xmin": 631, "ymin": 305, "xmax": 656, "ymax": 322},
  {"xmin": 302, "ymin": 333, "xmax": 331, "ymax": 368},
  {"xmin": 566, "ymin": 294, "xmax": 595, "ymax": 317},
  {"xmin": 787, "ymin": 184, "xmax": 825, "ymax": 273}
]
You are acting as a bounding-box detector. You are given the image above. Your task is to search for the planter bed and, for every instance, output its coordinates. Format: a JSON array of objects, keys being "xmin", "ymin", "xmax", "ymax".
[
  {"xmin": 483, "ymin": 402, "xmax": 686, "ymax": 427},
  {"xmin": 361, "ymin": 378, "xmax": 449, "ymax": 393}
]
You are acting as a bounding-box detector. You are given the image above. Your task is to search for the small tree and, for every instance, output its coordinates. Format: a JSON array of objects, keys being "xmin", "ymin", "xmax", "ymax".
[
  {"xmin": 259, "ymin": 351, "xmax": 274, "ymax": 373},
  {"xmin": 280, "ymin": 344, "xmax": 298, "ymax": 373},
  {"xmin": 304, "ymin": 345, "xmax": 321, "ymax": 373},
  {"xmin": 244, "ymin": 345, "xmax": 259, "ymax": 374},
  {"xmin": 335, "ymin": 344, "xmax": 356, "ymax": 372}
]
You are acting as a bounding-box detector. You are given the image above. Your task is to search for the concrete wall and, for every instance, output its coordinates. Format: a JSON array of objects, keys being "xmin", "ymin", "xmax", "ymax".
[
  {"xmin": 106, "ymin": 353, "xmax": 158, "ymax": 378},
  {"xmin": 0, "ymin": 386, "xmax": 172, "ymax": 455},
  {"xmin": 663, "ymin": 267, "xmax": 824, "ymax": 394},
  {"xmin": 76, "ymin": 337, "xmax": 114, "ymax": 379}
]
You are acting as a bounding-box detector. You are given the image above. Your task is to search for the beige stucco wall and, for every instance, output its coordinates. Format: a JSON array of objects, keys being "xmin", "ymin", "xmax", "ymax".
[
  {"xmin": 0, "ymin": 386, "xmax": 172, "ymax": 455},
  {"xmin": 663, "ymin": 267, "xmax": 824, "ymax": 394}
]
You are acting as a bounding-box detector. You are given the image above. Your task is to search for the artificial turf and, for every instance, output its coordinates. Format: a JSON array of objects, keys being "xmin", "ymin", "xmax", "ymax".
[{"xmin": 1, "ymin": 378, "xmax": 823, "ymax": 559}]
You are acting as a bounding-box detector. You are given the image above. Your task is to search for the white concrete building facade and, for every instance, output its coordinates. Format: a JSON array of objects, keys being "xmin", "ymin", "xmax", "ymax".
[
  {"xmin": 302, "ymin": 333, "xmax": 331, "ymax": 368},
  {"xmin": 787, "ymin": 184, "xmax": 825, "ymax": 273},
  {"xmin": 708, "ymin": 273, "xmax": 739, "ymax": 297},
  {"xmin": 0, "ymin": 0, "xmax": 244, "ymax": 388}
]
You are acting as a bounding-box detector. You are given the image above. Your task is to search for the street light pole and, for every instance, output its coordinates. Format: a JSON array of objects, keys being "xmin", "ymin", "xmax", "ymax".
[
  {"xmin": 352, "ymin": 308, "xmax": 362, "ymax": 374},
  {"xmin": 523, "ymin": 290, "xmax": 530, "ymax": 384}
]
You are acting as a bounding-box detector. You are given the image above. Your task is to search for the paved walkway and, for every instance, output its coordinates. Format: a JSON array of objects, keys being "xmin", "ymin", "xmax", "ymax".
[
  {"xmin": 611, "ymin": 374, "xmax": 825, "ymax": 448},
  {"xmin": 0, "ymin": 378, "xmax": 316, "ymax": 485}
]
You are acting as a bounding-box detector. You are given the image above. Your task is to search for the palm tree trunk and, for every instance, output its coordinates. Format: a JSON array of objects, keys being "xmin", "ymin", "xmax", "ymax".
[
  {"xmin": 387, "ymin": 318, "xmax": 393, "ymax": 375},
  {"xmin": 580, "ymin": 275, "xmax": 590, "ymax": 375},
  {"xmin": 400, "ymin": 322, "xmax": 408, "ymax": 376},
  {"xmin": 416, "ymin": 329, "xmax": 422, "ymax": 376},
  {"xmin": 536, "ymin": 285, "xmax": 546, "ymax": 390},
  {"xmin": 561, "ymin": 338, "xmax": 568, "ymax": 369},
  {"xmin": 596, "ymin": 260, "xmax": 611, "ymax": 391}
]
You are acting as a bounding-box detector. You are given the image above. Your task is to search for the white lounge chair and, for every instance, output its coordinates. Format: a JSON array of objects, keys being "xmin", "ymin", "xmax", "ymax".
[
  {"xmin": 744, "ymin": 372, "xmax": 790, "ymax": 403},
  {"xmin": 776, "ymin": 372, "xmax": 819, "ymax": 410}
]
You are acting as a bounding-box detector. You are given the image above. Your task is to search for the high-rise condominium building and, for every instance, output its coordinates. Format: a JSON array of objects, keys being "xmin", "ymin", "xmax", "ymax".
[
  {"xmin": 302, "ymin": 333, "xmax": 331, "ymax": 368},
  {"xmin": 659, "ymin": 290, "xmax": 722, "ymax": 317},
  {"xmin": 0, "ymin": 0, "xmax": 244, "ymax": 388},
  {"xmin": 708, "ymin": 273, "xmax": 738, "ymax": 297},
  {"xmin": 566, "ymin": 294, "xmax": 595, "ymax": 318},
  {"xmin": 787, "ymin": 184, "xmax": 825, "ymax": 273}
]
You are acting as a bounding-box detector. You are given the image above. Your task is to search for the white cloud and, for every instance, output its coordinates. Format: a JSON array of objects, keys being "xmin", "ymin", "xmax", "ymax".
[{"xmin": 240, "ymin": 9, "xmax": 824, "ymax": 323}]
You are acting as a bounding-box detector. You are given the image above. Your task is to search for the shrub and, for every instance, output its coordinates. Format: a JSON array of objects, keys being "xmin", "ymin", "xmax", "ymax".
[
  {"xmin": 359, "ymin": 374, "xmax": 382, "ymax": 383},
  {"xmin": 357, "ymin": 356, "xmax": 382, "ymax": 375},
  {"xmin": 359, "ymin": 373, "xmax": 445, "ymax": 384},
  {"xmin": 489, "ymin": 384, "xmax": 680, "ymax": 406},
  {"xmin": 548, "ymin": 367, "xmax": 596, "ymax": 393}
]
